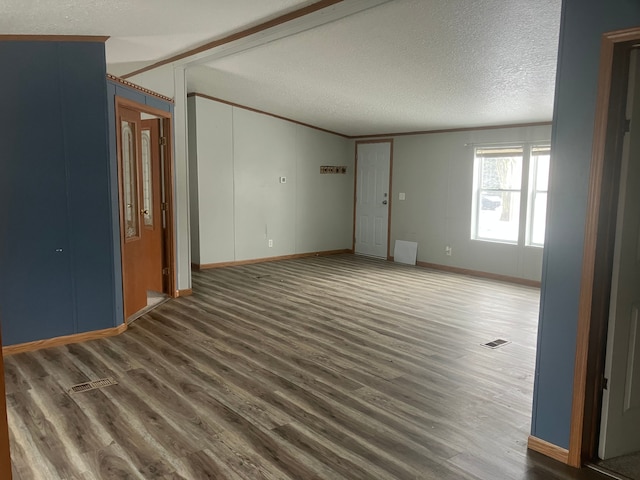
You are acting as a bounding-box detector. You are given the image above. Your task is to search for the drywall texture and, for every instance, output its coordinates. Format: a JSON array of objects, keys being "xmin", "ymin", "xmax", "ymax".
[
  {"xmin": 188, "ymin": 95, "xmax": 353, "ymax": 265},
  {"xmin": 531, "ymin": 0, "xmax": 640, "ymax": 450},
  {"xmin": 378, "ymin": 124, "xmax": 551, "ymax": 281}
]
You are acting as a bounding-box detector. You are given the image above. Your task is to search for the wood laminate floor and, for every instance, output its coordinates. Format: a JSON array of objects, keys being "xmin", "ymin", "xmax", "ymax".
[{"xmin": 4, "ymin": 254, "xmax": 609, "ymax": 480}]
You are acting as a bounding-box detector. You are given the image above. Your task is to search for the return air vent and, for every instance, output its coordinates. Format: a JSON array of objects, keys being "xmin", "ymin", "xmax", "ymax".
[
  {"xmin": 69, "ymin": 377, "xmax": 118, "ymax": 394},
  {"xmin": 481, "ymin": 339, "xmax": 510, "ymax": 349}
]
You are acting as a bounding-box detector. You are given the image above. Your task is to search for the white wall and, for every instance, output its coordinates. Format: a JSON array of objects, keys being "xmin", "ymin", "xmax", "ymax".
[
  {"xmin": 189, "ymin": 95, "xmax": 353, "ymax": 265},
  {"xmin": 369, "ymin": 124, "xmax": 552, "ymax": 281}
]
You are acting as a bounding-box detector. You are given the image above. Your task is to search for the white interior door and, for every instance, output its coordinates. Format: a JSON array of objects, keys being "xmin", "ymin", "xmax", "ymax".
[
  {"xmin": 355, "ymin": 142, "xmax": 391, "ymax": 258},
  {"xmin": 599, "ymin": 48, "xmax": 640, "ymax": 460}
]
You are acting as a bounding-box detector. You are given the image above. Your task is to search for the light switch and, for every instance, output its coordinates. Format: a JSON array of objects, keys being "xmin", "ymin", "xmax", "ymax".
[
  {"xmin": 279, "ymin": 176, "xmax": 287, "ymax": 184},
  {"xmin": 399, "ymin": 192, "xmax": 406, "ymax": 200}
]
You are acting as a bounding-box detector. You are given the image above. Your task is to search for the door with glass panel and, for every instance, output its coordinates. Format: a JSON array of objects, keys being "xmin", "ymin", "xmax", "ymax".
[
  {"xmin": 140, "ymin": 119, "xmax": 163, "ymax": 293},
  {"xmin": 118, "ymin": 106, "xmax": 147, "ymax": 318}
]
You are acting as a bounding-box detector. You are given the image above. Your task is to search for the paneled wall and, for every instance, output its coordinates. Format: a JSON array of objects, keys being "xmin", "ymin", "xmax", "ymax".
[
  {"xmin": 188, "ymin": 95, "xmax": 353, "ymax": 266},
  {"xmin": 532, "ymin": 0, "xmax": 640, "ymax": 450},
  {"xmin": 0, "ymin": 41, "xmax": 115, "ymax": 346},
  {"xmin": 374, "ymin": 124, "xmax": 552, "ymax": 282}
]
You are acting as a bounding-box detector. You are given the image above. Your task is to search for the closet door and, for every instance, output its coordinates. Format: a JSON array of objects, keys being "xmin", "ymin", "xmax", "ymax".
[{"xmin": 0, "ymin": 42, "xmax": 74, "ymax": 345}]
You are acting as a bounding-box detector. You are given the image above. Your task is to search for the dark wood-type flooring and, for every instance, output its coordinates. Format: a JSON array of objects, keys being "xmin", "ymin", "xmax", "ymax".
[{"xmin": 4, "ymin": 254, "xmax": 609, "ymax": 479}]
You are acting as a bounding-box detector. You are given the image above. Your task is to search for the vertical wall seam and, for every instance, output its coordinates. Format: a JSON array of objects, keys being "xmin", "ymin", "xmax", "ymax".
[{"xmin": 57, "ymin": 44, "xmax": 79, "ymax": 335}]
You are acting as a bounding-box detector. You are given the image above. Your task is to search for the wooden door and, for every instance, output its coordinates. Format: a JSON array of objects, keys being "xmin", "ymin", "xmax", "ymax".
[
  {"xmin": 355, "ymin": 142, "xmax": 391, "ymax": 258},
  {"xmin": 0, "ymin": 324, "xmax": 13, "ymax": 479},
  {"xmin": 140, "ymin": 119, "xmax": 163, "ymax": 293},
  {"xmin": 118, "ymin": 106, "xmax": 147, "ymax": 318},
  {"xmin": 599, "ymin": 48, "xmax": 640, "ymax": 460}
]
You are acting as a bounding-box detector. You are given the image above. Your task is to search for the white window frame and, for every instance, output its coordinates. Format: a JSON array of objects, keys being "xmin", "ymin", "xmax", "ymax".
[
  {"xmin": 526, "ymin": 145, "xmax": 551, "ymax": 247},
  {"xmin": 471, "ymin": 142, "xmax": 551, "ymax": 247}
]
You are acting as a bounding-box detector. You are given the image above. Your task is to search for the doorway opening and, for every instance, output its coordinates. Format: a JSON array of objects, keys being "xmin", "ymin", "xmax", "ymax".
[
  {"xmin": 353, "ymin": 140, "xmax": 393, "ymax": 259},
  {"xmin": 115, "ymin": 97, "xmax": 176, "ymax": 322},
  {"xmin": 570, "ymin": 27, "xmax": 640, "ymax": 477}
]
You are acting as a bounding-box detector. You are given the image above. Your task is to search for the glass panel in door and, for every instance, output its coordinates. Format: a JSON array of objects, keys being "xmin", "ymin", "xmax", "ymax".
[{"xmin": 121, "ymin": 120, "xmax": 139, "ymax": 239}]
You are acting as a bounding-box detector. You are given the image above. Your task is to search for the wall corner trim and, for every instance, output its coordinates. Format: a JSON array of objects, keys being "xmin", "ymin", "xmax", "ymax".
[
  {"xmin": 2, "ymin": 324, "xmax": 128, "ymax": 356},
  {"xmin": 107, "ymin": 74, "xmax": 174, "ymax": 103},
  {"xmin": 527, "ymin": 435, "xmax": 570, "ymax": 465},
  {"xmin": 0, "ymin": 34, "xmax": 109, "ymax": 43}
]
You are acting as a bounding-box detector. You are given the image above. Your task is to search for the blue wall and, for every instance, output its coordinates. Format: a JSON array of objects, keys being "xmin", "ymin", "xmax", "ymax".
[
  {"xmin": 0, "ymin": 41, "xmax": 116, "ymax": 345},
  {"xmin": 532, "ymin": 0, "xmax": 640, "ymax": 448}
]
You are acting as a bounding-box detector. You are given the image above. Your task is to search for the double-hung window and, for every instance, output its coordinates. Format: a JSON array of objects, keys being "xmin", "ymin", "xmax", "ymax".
[{"xmin": 471, "ymin": 143, "xmax": 551, "ymax": 246}]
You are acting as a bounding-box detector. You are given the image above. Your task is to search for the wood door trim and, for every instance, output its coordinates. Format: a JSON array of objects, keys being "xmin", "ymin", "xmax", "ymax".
[
  {"xmin": 115, "ymin": 96, "xmax": 178, "ymax": 320},
  {"xmin": 2, "ymin": 324, "xmax": 127, "ymax": 356},
  {"xmin": 569, "ymin": 26, "xmax": 640, "ymax": 467},
  {"xmin": 353, "ymin": 140, "xmax": 394, "ymax": 259},
  {"xmin": 528, "ymin": 436, "xmax": 570, "ymax": 464},
  {"xmin": 0, "ymin": 323, "xmax": 12, "ymax": 480}
]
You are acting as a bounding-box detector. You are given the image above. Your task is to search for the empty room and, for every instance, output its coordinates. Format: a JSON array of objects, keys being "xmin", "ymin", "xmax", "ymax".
[{"xmin": 1, "ymin": 1, "xmax": 640, "ymax": 479}]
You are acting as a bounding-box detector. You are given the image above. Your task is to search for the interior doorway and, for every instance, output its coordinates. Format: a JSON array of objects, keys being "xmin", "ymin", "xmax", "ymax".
[
  {"xmin": 115, "ymin": 97, "xmax": 176, "ymax": 321},
  {"xmin": 354, "ymin": 140, "xmax": 393, "ymax": 259},
  {"xmin": 570, "ymin": 26, "xmax": 640, "ymax": 476}
]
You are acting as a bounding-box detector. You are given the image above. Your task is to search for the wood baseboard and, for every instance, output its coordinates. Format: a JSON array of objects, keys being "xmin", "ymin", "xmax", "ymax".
[
  {"xmin": 177, "ymin": 288, "xmax": 193, "ymax": 297},
  {"xmin": 195, "ymin": 249, "xmax": 352, "ymax": 270},
  {"xmin": 527, "ymin": 435, "xmax": 570, "ymax": 464},
  {"xmin": 415, "ymin": 261, "xmax": 541, "ymax": 288},
  {"xmin": 3, "ymin": 324, "xmax": 128, "ymax": 356}
]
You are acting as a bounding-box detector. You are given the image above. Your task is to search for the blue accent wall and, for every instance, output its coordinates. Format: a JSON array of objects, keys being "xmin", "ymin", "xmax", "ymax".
[
  {"xmin": 0, "ymin": 41, "xmax": 116, "ymax": 345},
  {"xmin": 532, "ymin": 0, "xmax": 640, "ymax": 448}
]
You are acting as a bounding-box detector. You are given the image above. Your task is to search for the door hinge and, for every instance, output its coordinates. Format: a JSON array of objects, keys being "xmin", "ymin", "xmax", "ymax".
[
  {"xmin": 162, "ymin": 267, "xmax": 170, "ymax": 275},
  {"xmin": 159, "ymin": 136, "xmax": 167, "ymax": 146},
  {"xmin": 161, "ymin": 202, "xmax": 168, "ymax": 211},
  {"xmin": 603, "ymin": 377, "xmax": 609, "ymax": 390}
]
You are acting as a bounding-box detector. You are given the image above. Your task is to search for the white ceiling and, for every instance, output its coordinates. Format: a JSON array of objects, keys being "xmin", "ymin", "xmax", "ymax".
[{"xmin": 1, "ymin": 0, "xmax": 562, "ymax": 137}]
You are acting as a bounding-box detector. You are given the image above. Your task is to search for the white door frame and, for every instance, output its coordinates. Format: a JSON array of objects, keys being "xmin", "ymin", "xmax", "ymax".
[{"xmin": 353, "ymin": 139, "xmax": 393, "ymax": 259}]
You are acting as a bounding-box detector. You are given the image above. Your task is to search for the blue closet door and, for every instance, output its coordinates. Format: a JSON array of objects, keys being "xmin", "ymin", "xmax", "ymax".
[{"xmin": 0, "ymin": 42, "xmax": 74, "ymax": 345}]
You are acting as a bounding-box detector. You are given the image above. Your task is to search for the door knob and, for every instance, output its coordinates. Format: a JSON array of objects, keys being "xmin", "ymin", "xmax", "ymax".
[
  {"xmin": 141, "ymin": 209, "xmax": 149, "ymax": 215},
  {"xmin": 382, "ymin": 200, "xmax": 388, "ymax": 205}
]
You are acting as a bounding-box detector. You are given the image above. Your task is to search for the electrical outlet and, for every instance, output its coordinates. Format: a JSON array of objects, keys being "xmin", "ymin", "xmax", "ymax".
[
  {"xmin": 268, "ymin": 239, "xmax": 273, "ymax": 248},
  {"xmin": 445, "ymin": 245, "xmax": 452, "ymax": 256}
]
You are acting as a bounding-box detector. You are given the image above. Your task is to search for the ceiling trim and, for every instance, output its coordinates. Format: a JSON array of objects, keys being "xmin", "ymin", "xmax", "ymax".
[
  {"xmin": 0, "ymin": 35, "xmax": 109, "ymax": 43},
  {"xmin": 188, "ymin": 92, "xmax": 348, "ymax": 137},
  {"xmin": 190, "ymin": 92, "xmax": 553, "ymax": 139},
  {"xmin": 121, "ymin": 0, "xmax": 345, "ymax": 79},
  {"xmin": 349, "ymin": 121, "xmax": 553, "ymax": 139},
  {"xmin": 108, "ymin": 74, "xmax": 174, "ymax": 103}
]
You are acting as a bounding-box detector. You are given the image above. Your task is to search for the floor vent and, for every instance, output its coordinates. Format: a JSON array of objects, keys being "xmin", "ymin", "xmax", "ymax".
[
  {"xmin": 481, "ymin": 339, "xmax": 510, "ymax": 349},
  {"xmin": 69, "ymin": 377, "xmax": 118, "ymax": 394}
]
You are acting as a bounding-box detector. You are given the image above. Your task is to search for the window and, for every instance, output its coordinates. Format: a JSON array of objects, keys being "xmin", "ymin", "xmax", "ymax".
[
  {"xmin": 471, "ymin": 143, "xmax": 551, "ymax": 246},
  {"xmin": 528, "ymin": 146, "xmax": 550, "ymax": 246}
]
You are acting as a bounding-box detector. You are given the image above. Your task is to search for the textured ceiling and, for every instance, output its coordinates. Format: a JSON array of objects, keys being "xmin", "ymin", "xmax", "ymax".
[
  {"xmin": 189, "ymin": 0, "xmax": 561, "ymax": 136},
  {"xmin": 1, "ymin": 0, "xmax": 561, "ymax": 136},
  {"xmin": 0, "ymin": 0, "xmax": 312, "ymax": 65}
]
